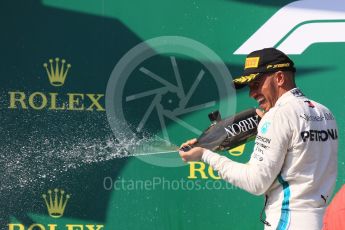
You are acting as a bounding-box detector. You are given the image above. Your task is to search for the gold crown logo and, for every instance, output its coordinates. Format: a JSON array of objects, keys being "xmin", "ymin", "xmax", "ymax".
[
  {"xmin": 43, "ymin": 58, "xmax": 71, "ymax": 87},
  {"xmin": 42, "ymin": 188, "xmax": 71, "ymax": 218}
]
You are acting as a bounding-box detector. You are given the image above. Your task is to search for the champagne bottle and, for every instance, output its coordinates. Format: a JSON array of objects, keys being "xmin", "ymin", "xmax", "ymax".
[{"xmin": 181, "ymin": 108, "xmax": 260, "ymax": 152}]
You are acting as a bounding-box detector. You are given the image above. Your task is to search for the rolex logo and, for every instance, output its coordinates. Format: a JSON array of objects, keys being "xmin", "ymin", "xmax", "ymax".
[
  {"xmin": 42, "ymin": 188, "xmax": 71, "ymax": 218},
  {"xmin": 43, "ymin": 58, "xmax": 71, "ymax": 87}
]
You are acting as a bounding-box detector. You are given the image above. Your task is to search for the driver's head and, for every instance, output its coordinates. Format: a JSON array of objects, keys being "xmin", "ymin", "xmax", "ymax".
[{"xmin": 233, "ymin": 48, "xmax": 296, "ymax": 111}]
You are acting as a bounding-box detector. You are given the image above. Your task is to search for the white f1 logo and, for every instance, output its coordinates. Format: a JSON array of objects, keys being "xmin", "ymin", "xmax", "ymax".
[{"xmin": 234, "ymin": 0, "xmax": 345, "ymax": 54}]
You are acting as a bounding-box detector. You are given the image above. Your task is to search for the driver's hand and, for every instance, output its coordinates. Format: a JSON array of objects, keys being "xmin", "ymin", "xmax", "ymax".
[
  {"xmin": 179, "ymin": 138, "xmax": 197, "ymax": 149},
  {"xmin": 179, "ymin": 138, "xmax": 205, "ymax": 162},
  {"xmin": 256, "ymin": 109, "xmax": 265, "ymax": 118}
]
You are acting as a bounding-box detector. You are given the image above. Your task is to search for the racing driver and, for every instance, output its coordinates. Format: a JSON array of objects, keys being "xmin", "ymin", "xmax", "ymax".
[{"xmin": 179, "ymin": 48, "xmax": 338, "ymax": 229}]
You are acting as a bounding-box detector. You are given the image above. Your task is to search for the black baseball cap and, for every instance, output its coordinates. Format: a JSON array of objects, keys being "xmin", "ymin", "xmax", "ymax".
[{"xmin": 233, "ymin": 48, "xmax": 296, "ymax": 89}]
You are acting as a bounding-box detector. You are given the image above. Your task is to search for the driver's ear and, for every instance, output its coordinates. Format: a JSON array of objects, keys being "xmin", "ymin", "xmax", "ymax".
[{"xmin": 275, "ymin": 71, "xmax": 285, "ymax": 86}]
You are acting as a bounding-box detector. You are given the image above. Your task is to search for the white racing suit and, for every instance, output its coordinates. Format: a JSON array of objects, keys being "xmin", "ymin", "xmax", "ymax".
[{"xmin": 202, "ymin": 88, "xmax": 338, "ymax": 229}]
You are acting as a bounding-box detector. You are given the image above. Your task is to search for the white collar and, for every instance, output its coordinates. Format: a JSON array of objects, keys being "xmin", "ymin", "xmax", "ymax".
[{"xmin": 274, "ymin": 88, "xmax": 305, "ymax": 108}]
